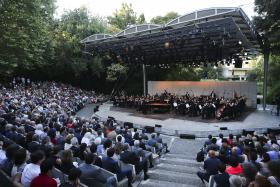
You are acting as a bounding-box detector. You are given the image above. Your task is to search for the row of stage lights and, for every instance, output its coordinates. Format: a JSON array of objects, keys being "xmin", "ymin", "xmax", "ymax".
[{"xmin": 148, "ymin": 59, "xmax": 249, "ymax": 69}]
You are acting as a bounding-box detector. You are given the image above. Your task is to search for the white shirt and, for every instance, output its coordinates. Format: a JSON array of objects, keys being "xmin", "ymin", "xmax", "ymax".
[
  {"xmin": 0, "ymin": 149, "xmax": 6, "ymax": 163},
  {"xmin": 21, "ymin": 163, "xmax": 40, "ymax": 187},
  {"xmin": 216, "ymin": 138, "xmax": 222, "ymax": 147}
]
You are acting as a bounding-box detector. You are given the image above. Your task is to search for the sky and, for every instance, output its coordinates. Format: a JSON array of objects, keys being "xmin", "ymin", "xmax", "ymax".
[{"xmin": 55, "ymin": 0, "xmax": 256, "ymax": 21}]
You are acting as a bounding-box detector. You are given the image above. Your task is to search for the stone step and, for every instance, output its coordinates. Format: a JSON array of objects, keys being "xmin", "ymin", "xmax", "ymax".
[
  {"xmin": 147, "ymin": 169, "xmax": 203, "ymax": 185},
  {"xmin": 140, "ymin": 179, "xmax": 200, "ymax": 187},
  {"xmin": 164, "ymin": 153, "xmax": 196, "ymax": 160},
  {"xmin": 160, "ymin": 157, "xmax": 203, "ymax": 167},
  {"xmin": 156, "ymin": 163, "xmax": 199, "ymax": 174}
]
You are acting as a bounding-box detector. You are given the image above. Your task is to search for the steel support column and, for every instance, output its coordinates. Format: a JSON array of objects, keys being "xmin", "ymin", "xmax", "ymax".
[
  {"xmin": 142, "ymin": 64, "xmax": 147, "ymax": 96},
  {"xmin": 263, "ymin": 52, "xmax": 269, "ymax": 110}
]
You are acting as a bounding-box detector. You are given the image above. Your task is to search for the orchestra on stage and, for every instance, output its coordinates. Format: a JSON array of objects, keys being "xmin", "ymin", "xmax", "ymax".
[{"xmin": 112, "ymin": 90, "xmax": 246, "ymax": 120}]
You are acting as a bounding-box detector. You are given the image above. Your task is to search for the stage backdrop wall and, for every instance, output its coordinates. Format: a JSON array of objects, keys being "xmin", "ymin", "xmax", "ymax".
[{"xmin": 148, "ymin": 81, "xmax": 257, "ymax": 108}]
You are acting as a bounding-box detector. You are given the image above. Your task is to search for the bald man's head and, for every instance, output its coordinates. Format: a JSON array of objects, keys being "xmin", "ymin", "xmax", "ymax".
[{"xmin": 208, "ymin": 150, "xmax": 216, "ymax": 158}]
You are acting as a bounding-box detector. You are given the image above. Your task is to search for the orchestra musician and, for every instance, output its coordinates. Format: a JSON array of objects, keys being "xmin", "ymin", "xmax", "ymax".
[{"xmin": 112, "ymin": 90, "xmax": 246, "ymax": 120}]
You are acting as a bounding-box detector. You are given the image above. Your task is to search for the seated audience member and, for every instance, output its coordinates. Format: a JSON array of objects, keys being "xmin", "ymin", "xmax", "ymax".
[
  {"xmin": 132, "ymin": 140, "xmax": 153, "ymax": 168},
  {"xmin": 155, "ymin": 133, "xmax": 169, "ymax": 153},
  {"xmin": 59, "ymin": 150, "xmax": 75, "ymax": 175},
  {"xmin": 213, "ymin": 163, "xmax": 230, "ymax": 187},
  {"xmin": 226, "ymin": 156, "xmax": 243, "ymax": 175},
  {"xmin": 217, "ymin": 150, "xmax": 229, "ymax": 165},
  {"xmin": 11, "ymin": 148, "xmax": 27, "ymax": 178},
  {"xmin": 197, "ymin": 150, "xmax": 221, "ymax": 183},
  {"xmin": 0, "ymin": 143, "xmax": 19, "ymax": 176},
  {"xmin": 30, "ymin": 159, "xmax": 57, "ymax": 187},
  {"xmin": 267, "ymin": 160, "xmax": 280, "ymax": 187},
  {"xmin": 89, "ymin": 143, "xmax": 102, "ymax": 168},
  {"xmin": 204, "ymin": 135, "xmax": 213, "ymax": 148},
  {"xmin": 102, "ymin": 148, "xmax": 132, "ymax": 186},
  {"xmin": 249, "ymin": 151, "xmax": 262, "ymax": 172},
  {"xmin": 120, "ymin": 143, "xmax": 149, "ymax": 180},
  {"xmin": 240, "ymin": 162, "xmax": 258, "ymax": 187},
  {"xmin": 259, "ymin": 153, "xmax": 271, "ymax": 177},
  {"xmin": 114, "ymin": 135, "xmax": 124, "ymax": 155},
  {"xmin": 248, "ymin": 175, "xmax": 272, "ymax": 187},
  {"xmin": 147, "ymin": 133, "xmax": 161, "ymax": 153},
  {"xmin": 27, "ymin": 134, "xmax": 41, "ymax": 153},
  {"xmin": 216, "ymin": 134, "xmax": 223, "ymax": 148},
  {"xmin": 206, "ymin": 138, "xmax": 220, "ymax": 152},
  {"xmin": 79, "ymin": 153, "xmax": 116, "ymax": 187},
  {"xmin": 267, "ymin": 144, "xmax": 279, "ymax": 160},
  {"xmin": 70, "ymin": 137, "xmax": 80, "ymax": 157},
  {"xmin": 59, "ymin": 168, "xmax": 82, "ymax": 187},
  {"xmin": 21, "ymin": 150, "xmax": 45, "ymax": 187}
]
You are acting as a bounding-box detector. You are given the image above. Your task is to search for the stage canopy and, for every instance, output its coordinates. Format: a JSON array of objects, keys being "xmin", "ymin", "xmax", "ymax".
[{"xmin": 81, "ymin": 7, "xmax": 261, "ymax": 66}]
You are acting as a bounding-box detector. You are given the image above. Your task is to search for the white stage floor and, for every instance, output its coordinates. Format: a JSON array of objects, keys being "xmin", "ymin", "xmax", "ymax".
[{"xmin": 93, "ymin": 103, "xmax": 280, "ymax": 137}]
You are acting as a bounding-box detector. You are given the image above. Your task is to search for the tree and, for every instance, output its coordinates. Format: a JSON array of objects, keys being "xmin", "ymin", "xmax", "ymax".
[
  {"xmin": 150, "ymin": 12, "xmax": 179, "ymax": 25},
  {"xmin": 0, "ymin": 0, "xmax": 56, "ymax": 80},
  {"xmin": 254, "ymin": 0, "xmax": 280, "ymax": 54},
  {"xmin": 254, "ymin": 0, "xmax": 280, "ymax": 103},
  {"xmin": 49, "ymin": 7, "xmax": 107, "ymax": 84},
  {"xmin": 107, "ymin": 3, "xmax": 137, "ymax": 30}
]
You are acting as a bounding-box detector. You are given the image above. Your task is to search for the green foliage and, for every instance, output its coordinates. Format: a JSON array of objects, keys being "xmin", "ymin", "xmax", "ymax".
[
  {"xmin": 0, "ymin": 0, "xmax": 56, "ymax": 80},
  {"xmin": 254, "ymin": 0, "xmax": 280, "ymax": 54},
  {"xmin": 150, "ymin": 12, "xmax": 179, "ymax": 25},
  {"xmin": 106, "ymin": 63, "xmax": 128, "ymax": 81},
  {"xmin": 267, "ymin": 55, "xmax": 280, "ymax": 103},
  {"xmin": 107, "ymin": 3, "xmax": 137, "ymax": 30}
]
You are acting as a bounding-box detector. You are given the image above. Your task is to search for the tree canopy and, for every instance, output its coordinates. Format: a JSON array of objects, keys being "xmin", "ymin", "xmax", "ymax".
[{"xmin": 150, "ymin": 12, "xmax": 179, "ymax": 25}]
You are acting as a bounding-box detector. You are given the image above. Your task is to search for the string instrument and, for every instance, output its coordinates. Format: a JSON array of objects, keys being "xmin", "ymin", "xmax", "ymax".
[{"xmin": 216, "ymin": 104, "xmax": 226, "ymax": 120}]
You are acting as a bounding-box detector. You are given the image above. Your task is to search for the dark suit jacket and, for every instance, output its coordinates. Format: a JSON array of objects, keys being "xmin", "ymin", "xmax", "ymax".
[
  {"xmin": 120, "ymin": 151, "xmax": 139, "ymax": 166},
  {"xmin": 27, "ymin": 141, "xmax": 40, "ymax": 153},
  {"xmin": 102, "ymin": 156, "xmax": 120, "ymax": 175},
  {"xmin": 213, "ymin": 173, "xmax": 230, "ymax": 187},
  {"xmin": 204, "ymin": 157, "xmax": 221, "ymax": 175},
  {"xmin": 79, "ymin": 163, "xmax": 107, "ymax": 183}
]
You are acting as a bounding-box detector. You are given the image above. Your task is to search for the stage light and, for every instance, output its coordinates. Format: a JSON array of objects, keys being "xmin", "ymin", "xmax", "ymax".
[
  {"xmin": 238, "ymin": 40, "xmax": 242, "ymax": 45},
  {"xmin": 164, "ymin": 42, "xmax": 170, "ymax": 49}
]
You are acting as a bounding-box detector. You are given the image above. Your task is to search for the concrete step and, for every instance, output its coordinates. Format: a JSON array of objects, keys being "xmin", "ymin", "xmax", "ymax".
[
  {"xmin": 156, "ymin": 163, "xmax": 199, "ymax": 174},
  {"xmin": 160, "ymin": 157, "xmax": 203, "ymax": 167},
  {"xmin": 164, "ymin": 153, "xmax": 196, "ymax": 160},
  {"xmin": 147, "ymin": 169, "xmax": 203, "ymax": 185},
  {"xmin": 140, "ymin": 179, "xmax": 200, "ymax": 187}
]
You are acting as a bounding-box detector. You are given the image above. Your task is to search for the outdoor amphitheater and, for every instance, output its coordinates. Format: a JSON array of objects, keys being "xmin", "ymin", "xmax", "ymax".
[{"xmin": 1, "ymin": 1, "xmax": 280, "ymax": 187}]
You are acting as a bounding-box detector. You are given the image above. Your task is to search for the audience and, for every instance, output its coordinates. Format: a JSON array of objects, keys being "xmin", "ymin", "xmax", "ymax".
[{"xmin": 198, "ymin": 132, "xmax": 280, "ymax": 187}]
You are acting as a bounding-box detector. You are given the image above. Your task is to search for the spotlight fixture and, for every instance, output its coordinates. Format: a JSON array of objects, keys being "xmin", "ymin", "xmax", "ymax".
[
  {"xmin": 164, "ymin": 42, "xmax": 170, "ymax": 49},
  {"xmin": 238, "ymin": 40, "xmax": 242, "ymax": 45}
]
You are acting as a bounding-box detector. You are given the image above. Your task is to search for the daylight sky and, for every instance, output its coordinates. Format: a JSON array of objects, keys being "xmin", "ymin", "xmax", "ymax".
[{"xmin": 55, "ymin": 0, "xmax": 256, "ymax": 21}]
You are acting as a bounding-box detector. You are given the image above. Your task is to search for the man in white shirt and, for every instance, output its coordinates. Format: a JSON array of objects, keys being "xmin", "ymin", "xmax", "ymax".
[
  {"xmin": 21, "ymin": 150, "xmax": 45, "ymax": 187},
  {"xmin": 216, "ymin": 133, "xmax": 224, "ymax": 148},
  {"xmin": 0, "ymin": 141, "xmax": 6, "ymax": 163}
]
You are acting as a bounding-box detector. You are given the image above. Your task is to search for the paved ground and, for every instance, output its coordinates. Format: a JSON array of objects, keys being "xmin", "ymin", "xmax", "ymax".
[{"xmin": 77, "ymin": 102, "xmax": 280, "ymax": 137}]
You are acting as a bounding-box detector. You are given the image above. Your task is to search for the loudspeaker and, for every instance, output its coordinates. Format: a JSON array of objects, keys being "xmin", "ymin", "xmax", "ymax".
[
  {"xmin": 123, "ymin": 122, "xmax": 133, "ymax": 129},
  {"xmin": 93, "ymin": 106, "xmax": 99, "ymax": 113},
  {"xmin": 234, "ymin": 58, "xmax": 243, "ymax": 68},
  {"xmin": 242, "ymin": 129, "xmax": 254, "ymax": 136},
  {"xmin": 267, "ymin": 128, "xmax": 280, "ymax": 135},
  {"xmin": 145, "ymin": 126, "xmax": 155, "ymax": 133},
  {"xmin": 179, "ymin": 134, "xmax": 196, "ymax": 139},
  {"xmin": 220, "ymin": 127, "xmax": 228, "ymax": 130}
]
